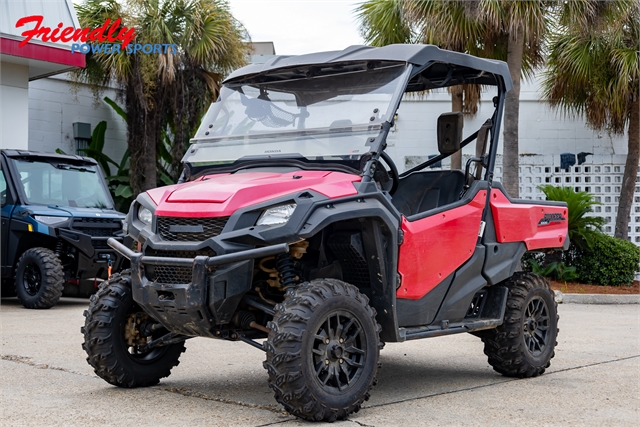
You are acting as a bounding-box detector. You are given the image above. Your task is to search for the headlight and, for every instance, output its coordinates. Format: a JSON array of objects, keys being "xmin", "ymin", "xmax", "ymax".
[
  {"xmin": 256, "ymin": 203, "xmax": 296, "ymax": 227},
  {"xmin": 137, "ymin": 206, "xmax": 152, "ymax": 226},
  {"xmin": 33, "ymin": 215, "xmax": 69, "ymax": 227}
]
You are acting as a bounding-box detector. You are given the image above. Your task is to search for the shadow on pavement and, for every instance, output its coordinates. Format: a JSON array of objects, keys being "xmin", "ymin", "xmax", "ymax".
[{"xmin": 1, "ymin": 297, "xmax": 89, "ymax": 307}]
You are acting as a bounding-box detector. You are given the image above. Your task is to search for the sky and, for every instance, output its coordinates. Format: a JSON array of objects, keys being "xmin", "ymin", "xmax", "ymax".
[
  {"xmin": 227, "ymin": 0, "xmax": 364, "ymax": 55},
  {"xmin": 68, "ymin": 0, "xmax": 365, "ymax": 55}
]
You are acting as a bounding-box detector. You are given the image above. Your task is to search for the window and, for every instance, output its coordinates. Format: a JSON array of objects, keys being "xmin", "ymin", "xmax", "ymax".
[
  {"xmin": 0, "ymin": 167, "xmax": 7, "ymax": 207},
  {"xmin": 11, "ymin": 159, "xmax": 112, "ymax": 209}
]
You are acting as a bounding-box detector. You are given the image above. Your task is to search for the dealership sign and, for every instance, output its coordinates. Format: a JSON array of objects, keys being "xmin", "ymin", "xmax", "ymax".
[{"xmin": 15, "ymin": 15, "xmax": 177, "ymax": 54}]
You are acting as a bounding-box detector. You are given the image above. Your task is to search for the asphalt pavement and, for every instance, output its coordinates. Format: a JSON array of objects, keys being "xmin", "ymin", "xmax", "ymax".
[{"xmin": 1, "ymin": 297, "xmax": 638, "ymax": 427}]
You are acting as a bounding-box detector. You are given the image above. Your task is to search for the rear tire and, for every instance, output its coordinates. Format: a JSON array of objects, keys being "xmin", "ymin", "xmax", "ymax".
[
  {"xmin": 482, "ymin": 272, "xmax": 558, "ymax": 378},
  {"xmin": 264, "ymin": 279, "xmax": 381, "ymax": 422},
  {"xmin": 14, "ymin": 248, "xmax": 64, "ymax": 309},
  {"xmin": 82, "ymin": 271, "xmax": 185, "ymax": 387}
]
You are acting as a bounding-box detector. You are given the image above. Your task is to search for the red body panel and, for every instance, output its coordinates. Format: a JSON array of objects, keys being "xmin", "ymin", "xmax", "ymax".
[
  {"xmin": 397, "ymin": 191, "xmax": 487, "ymax": 300},
  {"xmin": 147, "ymin": 171, "xmax": 361, "ymax": 217},
  {"xmin": 490, "ymin": 190, "xmax": 568, "ymax": 251}
]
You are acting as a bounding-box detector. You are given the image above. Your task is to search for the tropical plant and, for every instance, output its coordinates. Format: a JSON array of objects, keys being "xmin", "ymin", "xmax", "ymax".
[
  {"xmin": 539, "ymin": 185, "xmax": 606, "ymax": 250},
  {"xmin": 542, "ymin": 0, "xmax": 639, "ymax": 240},
  {"xmin": 73, "ymin": 0, "xmax": 249, "ymax": 196},
  {"xmin": 529, "ymin": 259, "xmax": 579, "ymax": 282}
]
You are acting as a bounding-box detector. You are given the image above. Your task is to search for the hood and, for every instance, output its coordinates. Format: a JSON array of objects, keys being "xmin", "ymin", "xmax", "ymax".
[
  {"xmin": 148, "ymin": 170, "xmax": 361, "ymax": 217},
  {"xmin": 19, "ymin": 205, "xmax": 125, "ymax": 219}
]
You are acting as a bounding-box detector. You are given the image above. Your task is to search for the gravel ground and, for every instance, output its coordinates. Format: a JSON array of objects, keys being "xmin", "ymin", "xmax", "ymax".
[{"xmin": 1, "ymin": 297, "xmax": 638, "ymax": 427}]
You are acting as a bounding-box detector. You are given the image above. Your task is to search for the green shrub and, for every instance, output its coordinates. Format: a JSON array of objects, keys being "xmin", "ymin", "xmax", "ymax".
[{"xmin": 573, "ymin": 233, "xmax": 640, "ymax": 286}]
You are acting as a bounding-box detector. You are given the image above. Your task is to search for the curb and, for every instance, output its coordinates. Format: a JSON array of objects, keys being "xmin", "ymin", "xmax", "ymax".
[{"xmin": 554, "ymin": 290, "xmax": 640, "ymax": 304}]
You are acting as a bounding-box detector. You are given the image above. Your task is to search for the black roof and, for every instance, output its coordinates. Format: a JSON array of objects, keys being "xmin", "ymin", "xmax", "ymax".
[
  {"xmin": 1, "ymin": 149, "xmax": 98, "ymax": 166},
  {"xmin": 225, "ymin": 44, "xmax": 513, "ymax": 92}
]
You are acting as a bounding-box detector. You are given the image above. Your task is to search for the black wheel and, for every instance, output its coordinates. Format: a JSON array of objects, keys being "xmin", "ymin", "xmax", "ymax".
[
  {"xmin": 81, "ymin": 270, "xmax": 185, "ymax": 387},
  {"xmin": 14, "ymin": 248, "xmax": 64, "ymax": 309},
  {"xmin": 482, "ymin": 272, "xmax": 559, "ymax": 378},
  {"xmin": 264, "ymin": 279, "xmax": 381, "ymax": 422}
]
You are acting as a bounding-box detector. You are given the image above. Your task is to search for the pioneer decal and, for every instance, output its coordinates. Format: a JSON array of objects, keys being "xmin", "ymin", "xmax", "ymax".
[
  {"xmin": 537, "ymin": 213, "xmax": 566, "ymax": 226},
  {"xmin": 169, "ymin": 225, "xmax": 204, "ymax": 233}
]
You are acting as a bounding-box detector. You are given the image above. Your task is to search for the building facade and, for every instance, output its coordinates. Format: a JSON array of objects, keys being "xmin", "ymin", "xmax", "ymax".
[{"xmin": 1, "ymin": 0, "xmax": 85, "ymax": 150}]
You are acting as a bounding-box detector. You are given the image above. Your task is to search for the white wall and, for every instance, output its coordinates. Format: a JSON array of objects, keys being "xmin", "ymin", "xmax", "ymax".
[
  {"xmin": 0, "ymin": 62, "xmax": 29, "ymax": 150},
  {"xmin": 28, "ymin": 74, "xmax": 128, "ymax": 166}
]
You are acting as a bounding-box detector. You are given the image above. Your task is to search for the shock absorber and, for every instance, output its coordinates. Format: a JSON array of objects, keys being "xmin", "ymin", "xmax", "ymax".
[
  {"xmin": 276, "ymin": 253, "xmax": 298, "ymax": 290},
  {"xmin": 54, "ymin": 241, "xmax": 63, "ymax": 258}
]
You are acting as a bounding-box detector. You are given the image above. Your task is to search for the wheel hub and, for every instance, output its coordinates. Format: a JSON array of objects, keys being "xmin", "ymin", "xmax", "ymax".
[
  {"xmin": 327, "ymin": 342, "xmax": 344, "ymax": 359},
  {"xmin": 312, "ymin": 310, "xmax": 367, "ymax": 393},
  {"xmin": 23, "ymin": 263, "xmax": 42, "ymax": 296},
  {"xmin": 523, "ymin": 296, "xmax": 550, "ymax": 356}
]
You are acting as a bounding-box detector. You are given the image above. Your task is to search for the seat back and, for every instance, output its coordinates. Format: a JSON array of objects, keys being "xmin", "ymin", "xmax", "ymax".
[{"xmin": 392, "ymin": 170, "xmax": 466, "ymax": 217}]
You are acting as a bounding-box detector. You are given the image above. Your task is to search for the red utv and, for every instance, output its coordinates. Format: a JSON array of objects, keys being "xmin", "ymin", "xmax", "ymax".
[{"xmin": 82, "ymin": 44, "xmax": 568, "ymax": 422}]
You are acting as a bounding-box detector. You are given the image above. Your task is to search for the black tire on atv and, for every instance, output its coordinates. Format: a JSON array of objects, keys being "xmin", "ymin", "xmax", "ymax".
[
  {"xmin": 264, "ymin": 279, "xmax": 381, "ymax": 422},
  {"xmin": 82, "ymin": 270, "xmax": 185, "ymax": 387},
  {"xmin": 14, "ymin": 247, "xmax": 64, "ymax": 309},
  {"xmin": 482, "ymin": 272, "xmax": 559, "ymax": 378}
]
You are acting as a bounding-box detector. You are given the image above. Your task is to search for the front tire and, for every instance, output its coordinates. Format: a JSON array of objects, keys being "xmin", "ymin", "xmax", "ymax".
[
  {"xmin": 15, "ymin": 248, "xmax": 64, "ymax": 309},
  {"xmin": 81, "ymin": 271, "xmax": 185, "ymax": 387},
  {"xmin": 264, "ymin": 279, "xmax": 381, "ymax": 422},
  {"xmin": 482, "ymin": 272, "xmax": 559, "ymax": 378}
]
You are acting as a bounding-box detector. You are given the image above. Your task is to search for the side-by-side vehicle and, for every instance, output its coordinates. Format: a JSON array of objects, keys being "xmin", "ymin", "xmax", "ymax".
[
  {"xmin": 82, "ymin": 44, "xmax": 568, "ymax": 422},
  {"xmin": 1, "ymin": 150, "xmax": 127, "ymax": 308}
]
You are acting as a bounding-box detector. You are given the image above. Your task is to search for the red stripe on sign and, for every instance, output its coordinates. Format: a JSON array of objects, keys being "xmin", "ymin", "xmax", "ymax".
[{"xmin": 0, "ymin": 37, "xmax": 85, "ymax": 68}]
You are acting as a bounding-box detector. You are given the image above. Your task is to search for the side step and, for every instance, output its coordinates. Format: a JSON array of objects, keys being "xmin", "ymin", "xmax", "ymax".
[{"xmin": 399, "ymin": 286, "xmax": 508, "ymax": 341}]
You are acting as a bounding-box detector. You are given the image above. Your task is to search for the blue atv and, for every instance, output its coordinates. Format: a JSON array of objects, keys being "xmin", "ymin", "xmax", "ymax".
[{"xmin": 1, "ymin": 150, "xmax": 128, "ymax": 309}]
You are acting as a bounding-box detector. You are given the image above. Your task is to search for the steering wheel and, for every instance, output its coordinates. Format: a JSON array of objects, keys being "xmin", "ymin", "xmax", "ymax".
[{"xmin": 377, "ymin": 151, "xmax": 399, "ymax": 195}]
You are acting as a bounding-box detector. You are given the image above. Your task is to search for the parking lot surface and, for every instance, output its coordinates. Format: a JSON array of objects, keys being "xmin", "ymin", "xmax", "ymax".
[{"xmin": 1, "ymin": 297, "xmax": 638, "ymax": 427}]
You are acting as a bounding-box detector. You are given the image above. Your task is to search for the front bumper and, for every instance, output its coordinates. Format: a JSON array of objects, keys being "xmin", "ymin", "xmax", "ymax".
[{"xmin": 107, "ymin": 238, "xmax": 288, "ymax": 337}]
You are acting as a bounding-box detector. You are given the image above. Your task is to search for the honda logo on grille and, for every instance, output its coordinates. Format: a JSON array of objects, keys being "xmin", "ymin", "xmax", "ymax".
[{"xmin": 168, "ymin": 224, "xmax": 204, "ymax": 233}]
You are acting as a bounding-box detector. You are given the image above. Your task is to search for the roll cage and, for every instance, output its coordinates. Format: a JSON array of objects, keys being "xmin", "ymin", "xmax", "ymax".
[{"xmin": 185, "ymin": 44, "xmax": 511, "ymax": 184}]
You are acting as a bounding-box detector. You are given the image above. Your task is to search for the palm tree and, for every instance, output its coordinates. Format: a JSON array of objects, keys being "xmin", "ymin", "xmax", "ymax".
[
  {"xmin": 542, "ymin": 0, "xmax": 639, "ymax": 240},
  {"xmin": 74, "ymin": 0, "xmax": 248, "ymax": 195},
  {"xmin": 481, "ymin": 1, "xmax": 548, "ymax": 198},
  {"xmin": 356, "ymin": 0, "xmax": 548, "ymax": 183}
]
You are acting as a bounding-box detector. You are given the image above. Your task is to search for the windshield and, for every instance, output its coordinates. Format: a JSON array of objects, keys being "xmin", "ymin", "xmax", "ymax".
[
  {"xmin": 12, "ymin": 158, "xmax": 113, "ymax": 209},
  {"xmin": 184, "ymin": 62, "xmax": 410, "ymax": 169}
]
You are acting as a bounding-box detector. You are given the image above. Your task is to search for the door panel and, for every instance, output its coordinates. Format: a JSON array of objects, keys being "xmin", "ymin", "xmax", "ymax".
[
  {"xmin": 397, "ymin": 190, "xmax": 487, "ymax": 300},
  {"xmin": 490, "ymin": 189, "xmax": 568, "ymax": 250},
  {"xmin": 1, "ymin": 166, "xmax": 14, "ymax": 270}
]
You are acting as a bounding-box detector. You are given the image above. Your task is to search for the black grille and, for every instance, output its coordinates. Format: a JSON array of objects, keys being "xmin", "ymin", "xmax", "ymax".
[
  {"xmin": 72, "ymin": 217, "xmax": 122, "ymax": 237},
  {"xmin": 81, "ymin": 228, "xmax": 115, "ymax": 237},
  {"xmin": 144, "ymin": 249, "xmax": 215, "ymax": 285},
  {"xmin": 147, "ymin": 265, "xmax": 193, "ymax": 285},
  {"xmin": 91, "ymin": 239, "xmax": 112, "ymax": 250},
  {"xmin": 157, "ymin": 216, "xmax": 229, "ymax": 242}
]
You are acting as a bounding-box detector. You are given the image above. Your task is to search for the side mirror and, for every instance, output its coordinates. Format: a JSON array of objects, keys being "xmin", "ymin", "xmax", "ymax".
[{"xmin": 437, "ymin": 112, "xmax": 463, "ymax": 155}]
